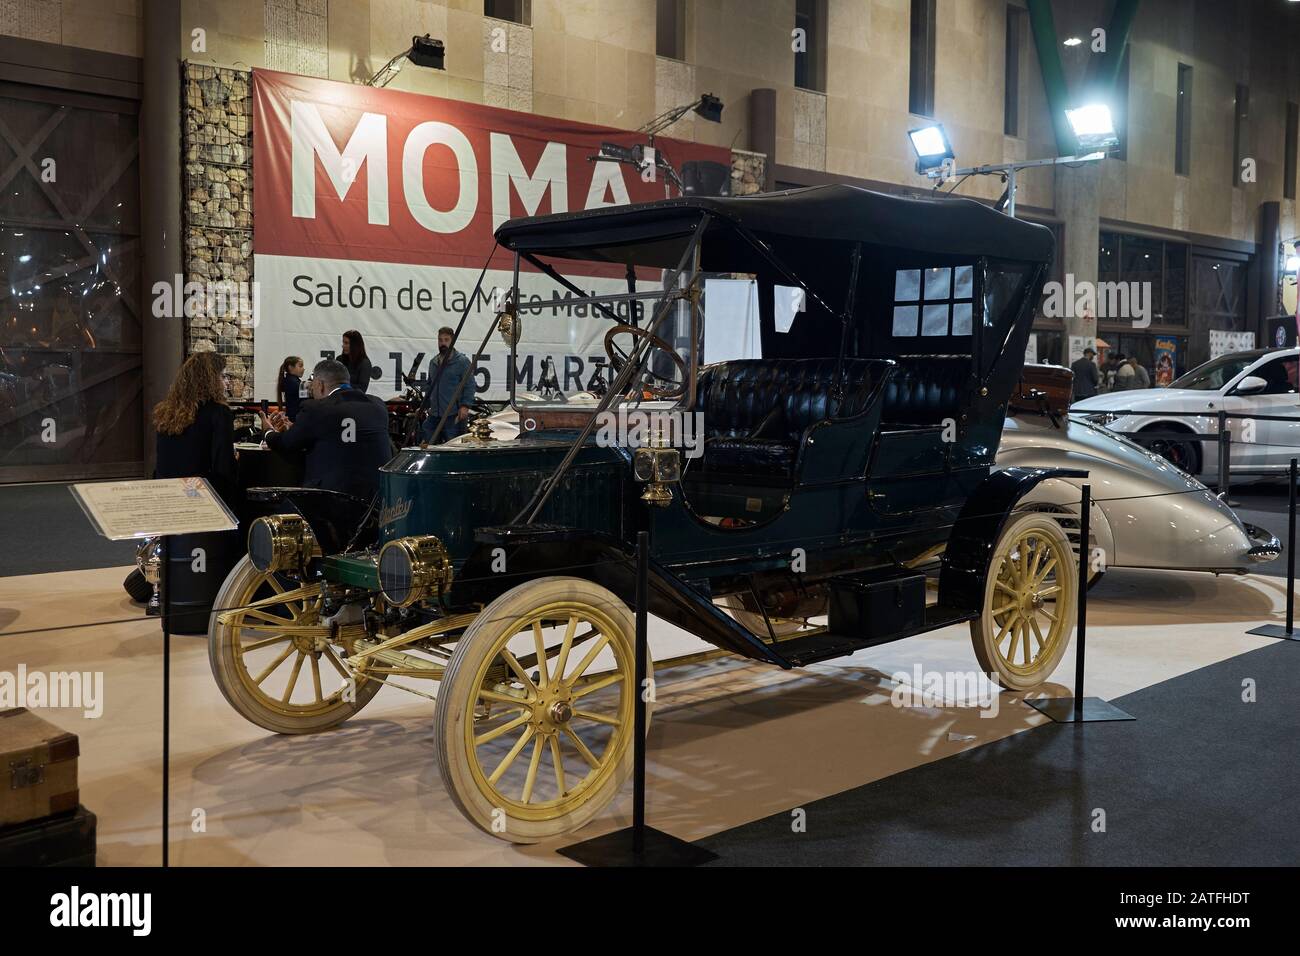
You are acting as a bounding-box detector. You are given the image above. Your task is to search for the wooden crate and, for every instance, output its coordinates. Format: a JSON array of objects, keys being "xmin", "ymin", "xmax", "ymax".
[{"xmin": 0, "ymin": 708, "xmax": 80, "ymax": 828}]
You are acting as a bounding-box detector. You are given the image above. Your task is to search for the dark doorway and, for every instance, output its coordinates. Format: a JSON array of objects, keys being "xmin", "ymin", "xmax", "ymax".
[{"xmin": 0, "ymin": 80, "xmax": 143, "ymax": 483}]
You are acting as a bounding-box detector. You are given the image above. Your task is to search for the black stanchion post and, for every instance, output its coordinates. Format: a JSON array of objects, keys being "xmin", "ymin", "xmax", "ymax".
[
  {"xmin": 557, "ymin": 527, "xmax": 716, "ymax": 866},
  {"xmin": 1026, "ymin": 483, "xmax": 1134, "ymax": 723},
  {"xmin": 1248, "ymin": 456, "xmax": 1300, "ymax": 641},
  {"xmin": 160, "ymin": 533, "xmax": 171, "ymax": 868},
  {"xmin": 632, "ymin": 529, "xmax": 648, "ymax": 854},
  {"xmin": 1073, "ymin": 485, "xmax": 1090, "ymax": 721},
  {"xmin": 1217, "ymin": 409, "xmax": 1233, "ymax": 504}
]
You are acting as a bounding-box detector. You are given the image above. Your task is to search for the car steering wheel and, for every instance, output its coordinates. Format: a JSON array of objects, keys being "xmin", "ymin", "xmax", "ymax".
[{"xmin": 603, "ymin": 324, "xmax": 688, "ymax": 400}]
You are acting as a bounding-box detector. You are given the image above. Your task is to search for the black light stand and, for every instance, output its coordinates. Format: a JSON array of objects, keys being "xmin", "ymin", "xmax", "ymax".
[
  {"xmin": 558, "ymin": 531, "xmax": 716, "ymax": 866},
  {"xmin": 1248, "ymin": 457, "xmax": 1300, "ymax": 641},
  {"xmin": 161, "ymin": 533, "xmax": 171, "ymax": 867},
  {"xmin": 1026, "ymin": 484, "xmax": 1135, "ymax": 723}
]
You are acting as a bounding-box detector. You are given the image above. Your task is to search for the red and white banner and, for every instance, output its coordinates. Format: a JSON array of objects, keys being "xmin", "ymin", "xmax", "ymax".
[{"xmin": 251, "ymin": 69, "xmax": 730, "ymax": 400}]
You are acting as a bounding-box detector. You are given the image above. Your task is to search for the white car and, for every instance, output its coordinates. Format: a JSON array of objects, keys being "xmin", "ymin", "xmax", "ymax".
[{"xmin": 1071, "ymin": 348, "xmax": 1300, "ymax": 478}]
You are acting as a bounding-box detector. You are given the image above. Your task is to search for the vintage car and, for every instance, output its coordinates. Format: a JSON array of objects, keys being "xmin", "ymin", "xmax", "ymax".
[
  {"xmin": 208, "ymin": 184, "xmax": 1081, "ymax": 843},
  {"xmin": 1002, "ymin": 365, "xmax": 1280, "ymax": 580}
]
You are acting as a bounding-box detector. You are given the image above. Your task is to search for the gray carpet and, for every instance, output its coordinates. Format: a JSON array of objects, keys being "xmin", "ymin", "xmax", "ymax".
[
  {"xmin": 697, "ymin": 639, "xmax": 1299, "ymax": 865},
  {"xmin": 0, "ymin": 483, "xmax": 137, "ymax": 578}
]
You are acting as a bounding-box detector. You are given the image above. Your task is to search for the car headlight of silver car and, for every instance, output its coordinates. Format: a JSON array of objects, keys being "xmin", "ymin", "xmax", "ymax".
[
  {"xmin": 378, "ymin": 535, "xmax": 454, "ymax": 607},
  {"xmin": 1085, "ymin": 412, "xmax": 1122, "ymax": 427}
]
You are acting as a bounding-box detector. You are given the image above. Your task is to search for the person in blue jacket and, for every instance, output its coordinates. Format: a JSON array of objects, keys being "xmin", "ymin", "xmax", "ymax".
[{"xmin": 421, "ymin": 326, "xmax": 472, "ymax": 443}]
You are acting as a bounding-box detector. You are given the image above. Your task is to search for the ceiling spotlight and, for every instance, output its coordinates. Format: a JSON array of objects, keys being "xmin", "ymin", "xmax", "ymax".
[
  {"xmin": 1066, "ymin": 103, "xmax": 1119, "ymax": 151},
  {"xmin": 1063, "ymin": 36, "xmax": 1083, "ymax": 46},
  {"xmin": 908, "ymin": 123, "xmax": 954, "ymax": 174}
]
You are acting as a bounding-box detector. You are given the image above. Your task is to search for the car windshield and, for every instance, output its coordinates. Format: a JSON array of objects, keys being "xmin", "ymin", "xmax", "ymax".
[{"xmin": 1169, "ymin": 353, "xmax": 1257, "ymax": 391}]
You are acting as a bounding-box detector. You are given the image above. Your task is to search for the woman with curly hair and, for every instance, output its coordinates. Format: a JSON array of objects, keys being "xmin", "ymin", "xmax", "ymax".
[{"xmin": 153, "ymin": 350, "xmax": 237, "ymax": 502}]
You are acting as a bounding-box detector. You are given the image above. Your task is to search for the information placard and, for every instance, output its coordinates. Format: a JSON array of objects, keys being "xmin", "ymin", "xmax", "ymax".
[{"xmin": 70, "ymin": 477, "xmax": 239, "ymax": 541}]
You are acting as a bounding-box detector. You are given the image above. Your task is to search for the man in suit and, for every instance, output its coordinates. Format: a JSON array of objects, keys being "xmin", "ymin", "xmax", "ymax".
[
  {"xmin": 260, "ymin": 359, "xmax": 392, "ymax": 500},
  {"xmin": 421, "ymin": 326, "xmax": 473, "ymax": 443}
]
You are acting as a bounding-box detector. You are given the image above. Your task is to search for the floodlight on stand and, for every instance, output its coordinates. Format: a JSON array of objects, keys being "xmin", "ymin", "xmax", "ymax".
[
  {"xmin": 1066, "ymin": 103, "xmax": 1119, "ymax": 151},
  {"xmin": 409, "ymin": 34, "xmax": 445, "ymax": 69},
  {"xmin": 693, "ymin": 94, "xmax": 724, "ymax": 124},
  {"xmin": 596, "ymin": 142, "xmax": 641, "ymax": 165},
  {"xmin": 367, "ymin": 33, "xmax": 446, "ymax": 87},
  {"xmin": 908, "ymin": 123, "xmax": 954, "ymax": 174}
]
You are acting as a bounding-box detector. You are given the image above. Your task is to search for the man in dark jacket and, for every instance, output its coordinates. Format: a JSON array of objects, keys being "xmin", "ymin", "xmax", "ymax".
[
  {"xmin": 1070, "ymin": 347, "xmax": 1100, "ymax": 401},
  {"xmin": 421, "ymin": 326, "xmax": 473, "ymax": 443},
  {"xmin": 261, "ymin": 359, "xmax": 392, "ymax": 500}
]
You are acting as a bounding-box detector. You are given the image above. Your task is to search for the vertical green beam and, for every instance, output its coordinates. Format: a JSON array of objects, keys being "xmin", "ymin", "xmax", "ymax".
[
  {"xmin": 1085, "ymin": 0, "xmax": 1141, "ymax": 97},
  {"xmin": 1026, "ymin": 0, "xmax": 1079, "ymax": 155}
]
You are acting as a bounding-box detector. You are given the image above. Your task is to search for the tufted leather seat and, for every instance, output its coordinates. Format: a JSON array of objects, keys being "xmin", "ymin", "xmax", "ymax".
[
  {"xmin": 692, "ymin": 355, "xmax": 973, "ymax": 476},
  {"xmin": 879, "ymin": 356, "xmax": 972, "ymax": 425},
  {"xmin": 694, "ymin": 358, "xmax": 891, "ymax": 475}
]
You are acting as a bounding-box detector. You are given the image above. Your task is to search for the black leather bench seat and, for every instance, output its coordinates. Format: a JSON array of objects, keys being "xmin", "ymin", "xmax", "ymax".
[{"xmin": 692, "ymin": 356, "xmax": 972, "ymax": 478}]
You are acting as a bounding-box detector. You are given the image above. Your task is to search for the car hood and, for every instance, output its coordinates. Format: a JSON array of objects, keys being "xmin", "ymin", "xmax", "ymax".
[{"xmin": 1071, "ymin": 388, "xmax": 1212, "ymax": 413}]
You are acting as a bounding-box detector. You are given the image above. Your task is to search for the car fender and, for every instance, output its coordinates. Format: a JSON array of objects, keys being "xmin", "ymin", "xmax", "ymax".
[
  {"xmin": 1007, "ymin": 474, "xmax": 1116, "ymax": 572},
  {"xmin": 456, "ymin": 525, "xmax": 786, "ymax": 666},
  {"xmin": 938, "ymin": 466, "xmax": 1087, "ymax": 614}
]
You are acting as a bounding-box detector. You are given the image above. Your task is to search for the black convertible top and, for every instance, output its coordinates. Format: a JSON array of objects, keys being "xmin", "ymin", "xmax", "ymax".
[{"xmin": 495, "ymin": 183, "xmax": 1055, "ymax": 263}]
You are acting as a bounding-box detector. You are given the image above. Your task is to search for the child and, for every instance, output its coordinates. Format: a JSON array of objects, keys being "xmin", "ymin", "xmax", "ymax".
[{"xmin": 276, "ymin": 355, "xmax": 305, "ymax": 421}]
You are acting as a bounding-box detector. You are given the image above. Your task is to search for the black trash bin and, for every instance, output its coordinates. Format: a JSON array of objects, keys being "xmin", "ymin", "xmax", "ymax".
[{"xmin": 161, "ymin": 529, "xmax": 243, "ymax": 635}]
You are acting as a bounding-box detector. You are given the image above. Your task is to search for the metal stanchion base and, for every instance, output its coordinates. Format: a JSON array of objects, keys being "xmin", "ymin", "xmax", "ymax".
[
  {"xmin": 1026, "ymin": 696, "xmax": 1135, "ymax": 723},
  {"xmin": 1246, "ymin": 624, "xmax": 1300, "ymax": 641},
  {"xmin": 558, "ymin": 825, "xmax": 717, "ymax": 867}
]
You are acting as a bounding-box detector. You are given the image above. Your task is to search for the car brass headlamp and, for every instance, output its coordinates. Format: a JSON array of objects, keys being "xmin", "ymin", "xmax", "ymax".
[
  {"xmin": 378, "ymin": 535, "xmax": 454, "ymax": 607},
  {"xmin": 248, "ymin": 515, "xmax": 317, "ymax": 573},
  {"xmin": 633, "ymin": 446, "xmax": 681, "ymax": 506}
]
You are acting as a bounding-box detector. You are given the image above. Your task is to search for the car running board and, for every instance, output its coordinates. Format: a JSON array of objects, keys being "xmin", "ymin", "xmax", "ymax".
[{"xmin": 774, "ymin": 604, "xmax": 978, "ymax": 667}]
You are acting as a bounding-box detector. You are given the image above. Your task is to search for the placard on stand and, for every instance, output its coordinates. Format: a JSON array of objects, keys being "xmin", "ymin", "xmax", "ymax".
[{"xmin": 70, "ymin": 477, "xmax": 239, "ymax": 868}]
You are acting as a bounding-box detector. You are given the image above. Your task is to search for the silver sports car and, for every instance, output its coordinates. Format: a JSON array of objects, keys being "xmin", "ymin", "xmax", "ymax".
[{"xmin": 1000, "ymin": 367, "xmax": 1280, "ymax": 577}]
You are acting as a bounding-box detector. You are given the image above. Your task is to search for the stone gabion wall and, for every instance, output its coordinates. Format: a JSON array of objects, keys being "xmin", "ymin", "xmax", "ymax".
[
  {"xmin": 182, "ymin": 62, "xmax": 255, "ymax": 401},
  {"xmin": 730, "ymin": 149, "xmax": 767, "ymax": 196}
]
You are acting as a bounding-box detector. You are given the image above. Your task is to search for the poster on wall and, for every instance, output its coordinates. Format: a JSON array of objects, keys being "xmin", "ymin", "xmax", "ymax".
[
  {"xmin": 251, "ymin": 70, "xmax": 731, "ymax": 401},
  {"xmin": 1208, "ymin": 329, "xmax": 1255, "ymax": 361},
  {"xmin": 1153, "ymin": 336, "xmax": 1177, "ymax": 386},
  {"xmin": 1068, "ymin": 335, "xmax": 1093, "ymax": 364}
]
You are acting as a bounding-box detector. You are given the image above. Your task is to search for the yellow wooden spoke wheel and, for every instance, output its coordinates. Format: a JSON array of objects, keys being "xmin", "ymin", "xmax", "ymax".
[
  {"xmin": 434, "ymin": 576, "xmax": 648, "ymax": 843},
  {"xmin": 970, "ymin": 513, "xmax": 1077, "ymax": 691},
  {"xmin": 208, "ymin": 556, "xmax": 385, "ymax": 735}
]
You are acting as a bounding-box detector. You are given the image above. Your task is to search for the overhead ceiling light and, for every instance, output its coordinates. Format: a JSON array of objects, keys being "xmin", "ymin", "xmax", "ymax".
[
  {"xmin": 1063, "ymin": 36, "xmax": 1083, "ymax": 46},
  {"xmin": 1066, "ymin": 103, "xmax": 1119, "ymax": 151},
  {"xmin": 908, "ymin": 123, "xmax": 955, "ymax": 173}
]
